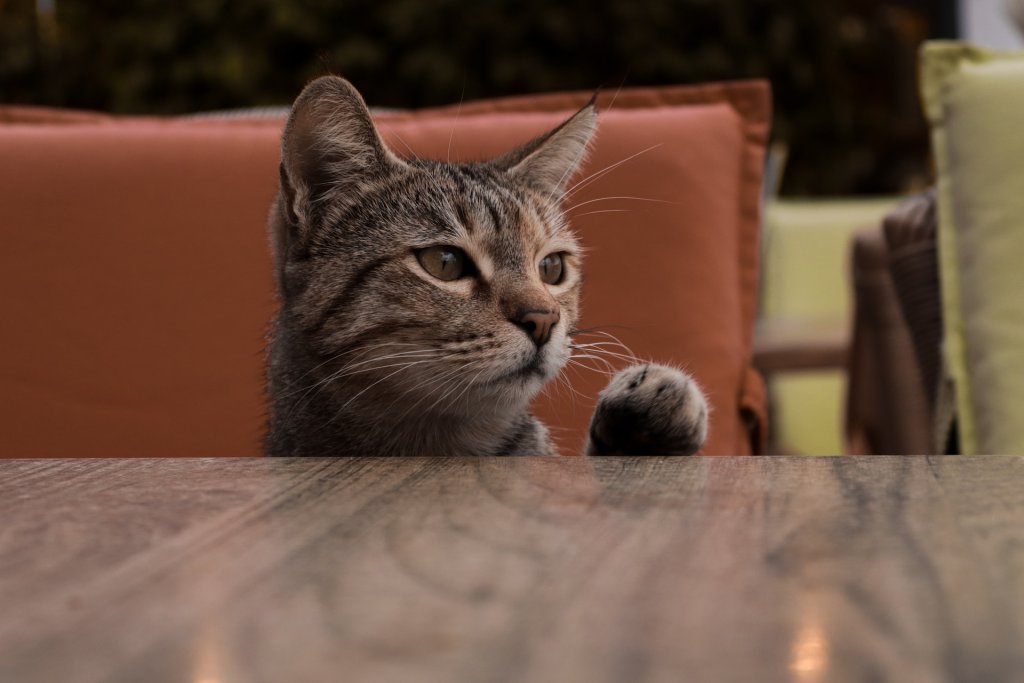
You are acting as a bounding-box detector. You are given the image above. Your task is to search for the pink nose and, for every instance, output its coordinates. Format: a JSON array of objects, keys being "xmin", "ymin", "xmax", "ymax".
[{"xmin": 513, "ymin": 309, "xmax": 560, "ymax": 347}]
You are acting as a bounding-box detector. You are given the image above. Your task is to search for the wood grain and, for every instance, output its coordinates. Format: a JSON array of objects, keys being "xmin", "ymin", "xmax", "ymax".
[{"xmin": 2, "ymin": 456, "xmax": 1024, "ymax": 682}]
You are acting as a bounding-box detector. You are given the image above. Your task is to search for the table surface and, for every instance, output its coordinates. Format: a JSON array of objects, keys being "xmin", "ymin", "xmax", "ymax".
[{"xmin": 3, "ymin": 456, "xmax": 1024, "ymax": 683}]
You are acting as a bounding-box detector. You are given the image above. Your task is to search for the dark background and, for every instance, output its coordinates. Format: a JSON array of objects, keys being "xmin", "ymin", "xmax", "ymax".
[{"xmin": 1, "ymin": 0, "xmax": 956, "ymax": 195}]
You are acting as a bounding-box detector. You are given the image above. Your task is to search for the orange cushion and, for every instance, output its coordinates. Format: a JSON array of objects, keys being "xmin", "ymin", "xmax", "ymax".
[
  {"xmin": 0, "ymin": 83, "xmax": 769, "ymax": 456},
  {"xmin": 0, "ymin": 120, "xmax": 281, "ymax": 456}
]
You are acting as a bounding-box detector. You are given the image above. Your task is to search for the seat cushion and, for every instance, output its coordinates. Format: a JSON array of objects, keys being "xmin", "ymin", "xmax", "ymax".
[
  {"xmin": 0, "ymin": 82, "xmax": 770, "ymax": 456},
  {"xmin": 920, "ymin": 43, "xmax": 1024, "ymax": 455}
]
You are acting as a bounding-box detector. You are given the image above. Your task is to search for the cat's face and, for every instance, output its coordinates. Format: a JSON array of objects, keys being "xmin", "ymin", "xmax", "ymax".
[{"xmin": 272, "ymin": 77, "xmax": 597, "ymax": 415}]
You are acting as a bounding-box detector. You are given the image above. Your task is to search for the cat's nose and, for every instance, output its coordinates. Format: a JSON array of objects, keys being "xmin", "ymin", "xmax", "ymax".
[{"xmin": 512, "ymin": 309, "xmax": 560, "ymax": 347}]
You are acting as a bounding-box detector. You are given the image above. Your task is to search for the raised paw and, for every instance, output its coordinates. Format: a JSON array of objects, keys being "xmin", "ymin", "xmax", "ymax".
[{"xmin": 586, "ymin": 363, "xmax": 708, "ymax": 456}]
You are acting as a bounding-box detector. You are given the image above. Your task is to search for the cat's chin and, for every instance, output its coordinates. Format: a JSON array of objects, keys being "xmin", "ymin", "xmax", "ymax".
[
  {"xmin": 486, "ymin": 355, "xmax": 566, "ymax": 404},
  {"xmin": 481, "ymin": 377, "xmax": 547, "ymax": 412},
  {"xmin": 497, "ymin": 355, "xmax": 547, "ymax": 382}
]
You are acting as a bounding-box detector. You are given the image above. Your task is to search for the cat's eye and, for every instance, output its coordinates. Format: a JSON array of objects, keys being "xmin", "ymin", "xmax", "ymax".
[
  {"xmin": 539, "ymin": 252, "xmax": 565, "ymax": 285},
  {"xmin": 416, "ymin": 246, "xmax": 469, "ymax": 281}
]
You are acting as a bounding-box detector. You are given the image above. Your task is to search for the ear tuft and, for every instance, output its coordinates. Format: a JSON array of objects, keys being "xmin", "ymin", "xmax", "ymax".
[
  {"xmin": 495, "ymin": 102, "xmax": 599, "ymax": 199},
  {"xmin": 279, "ymin": 76, "xmax": 403, "ymax": 235}
]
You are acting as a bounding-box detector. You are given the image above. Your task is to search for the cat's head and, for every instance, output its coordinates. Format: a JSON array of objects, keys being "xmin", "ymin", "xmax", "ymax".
[{"xmin": 272, "ymin": 76, "xmax": 597, "ymax": 414}]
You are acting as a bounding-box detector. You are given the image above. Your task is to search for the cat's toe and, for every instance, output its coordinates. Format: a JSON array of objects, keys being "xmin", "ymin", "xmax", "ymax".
[{"xmin": 587, "ymin": 364, "xmax": 708, "ymax": 455}]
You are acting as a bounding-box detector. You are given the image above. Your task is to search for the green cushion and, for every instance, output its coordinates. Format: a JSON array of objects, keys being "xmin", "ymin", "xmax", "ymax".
[
  {"xmin": 762, "ymin": 198, "xmax": 897, "ymax": 455},
  {"xmin": 920, "ymin": 42, "xmax": 1024, "ymax": 454}
]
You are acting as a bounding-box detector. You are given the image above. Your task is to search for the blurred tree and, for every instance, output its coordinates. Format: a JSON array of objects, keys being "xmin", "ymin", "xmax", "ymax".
[
  {"xmin": 0, "ymin": 0, "xmax": 944, "ymax": 195},
  {"xmin": 1, "ymin": 0, "xmax": 41, "ymax": 101}
]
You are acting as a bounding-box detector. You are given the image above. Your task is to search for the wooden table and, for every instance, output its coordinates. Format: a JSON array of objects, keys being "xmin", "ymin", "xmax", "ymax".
[{"xmin": 3, "ymin": 457, "xmax": 1023, "ymax": 683}]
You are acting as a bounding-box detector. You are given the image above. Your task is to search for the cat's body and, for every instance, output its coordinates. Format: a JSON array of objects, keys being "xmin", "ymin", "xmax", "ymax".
[{"xmin": 266, "ymin": 76, "xmax": 707, "ymax": 456}]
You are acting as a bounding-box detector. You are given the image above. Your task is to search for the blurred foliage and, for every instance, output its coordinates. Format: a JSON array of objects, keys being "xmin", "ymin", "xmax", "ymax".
[{"xmin": 1, "ymin": 0, "xmax": 946, "ymax": 195}]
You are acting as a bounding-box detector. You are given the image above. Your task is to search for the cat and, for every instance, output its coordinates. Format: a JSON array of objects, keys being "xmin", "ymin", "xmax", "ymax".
[{"xmin": 265, "ymin": 76, "xmax": 708, "ymax": 456}]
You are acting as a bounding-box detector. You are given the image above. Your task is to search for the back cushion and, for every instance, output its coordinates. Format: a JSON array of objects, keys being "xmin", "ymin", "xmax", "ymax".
[
  {"xmin": 0, "ymin": 83, "xmax": 769, "ymax": 456},
  {"xmin": 0, "ymin": 118, "xmax": 281, "ymax": 456},
  {"xmin": 920, "ymin": 43, "xmax": 1024, "ymax": 454}
]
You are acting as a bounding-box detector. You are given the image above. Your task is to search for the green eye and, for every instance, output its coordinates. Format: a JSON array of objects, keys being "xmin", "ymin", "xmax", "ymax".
[
  {"xmin": 539, "ymin": 252, "xmax": 564, "ymax": 285},
  {"xmin": 416, "ymin": 246, "xmax": 468, "ymax": 281}
]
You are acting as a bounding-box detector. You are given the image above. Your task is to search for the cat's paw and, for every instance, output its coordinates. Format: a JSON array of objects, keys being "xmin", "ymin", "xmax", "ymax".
[{"xmin": 587, "ymin": 363, "xmax": 708, "ymax": 455}]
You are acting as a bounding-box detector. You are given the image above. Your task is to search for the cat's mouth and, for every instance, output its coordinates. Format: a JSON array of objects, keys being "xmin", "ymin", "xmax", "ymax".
[{"xmin": 500, "ymin": 353, "xmax": 547, "ymax": 382}]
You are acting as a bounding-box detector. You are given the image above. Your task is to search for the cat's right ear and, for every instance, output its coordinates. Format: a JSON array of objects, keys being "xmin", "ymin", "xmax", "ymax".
[
  {"xmin": 492, "ymin": 98, "xmax": 598, "ymax": 199},
  {"xmin": 279, "ymin": 76, "xmax": 404, "ymax": 238}
]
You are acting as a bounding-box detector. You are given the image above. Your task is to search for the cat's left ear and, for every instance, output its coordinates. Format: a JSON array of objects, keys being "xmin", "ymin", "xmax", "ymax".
[
  {"xmin": 494, "ymin": 99, "xmax": 598, "ymax": 198},
  {"xmin": 279, "ymin": 76, "xmax": 406, "ymax": 236}
]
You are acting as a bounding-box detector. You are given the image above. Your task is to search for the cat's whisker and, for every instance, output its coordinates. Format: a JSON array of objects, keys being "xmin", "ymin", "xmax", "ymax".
[
  {"xmin": 570, "ymin": 345, "xmax": 621, "ymax": 363},
  {"xmin": 283, "ymin": 348, "xmax": 443, "ymax": 404},
  {"xmin": 401, "ymin": 361, "xmax": 467, "ymax": 398},
  {"xmin": 388, "ymin": 130, "xmax": 418, "ymax": 161},
  {"xmin": 277, "ymin": 341, "xmax": 423, "ymax": 400},
  {"xmin": 388, "ymin": 363, "xmax": 470, "ymax": 421},
  {"xmin": 335, "ymin": 356, "xmax": 452, "ymax": 416},
  {"xmin": 548, "ymin": 362, "xmax": 573, "ymax": 403},
  {"xmin": 605, "ymin": 76, "xmax": 627, "ymax": 113},
  {"xmin": 559, "ymin": 363, "xmax": 596, "ymax": 401},
  {"xmin": 572, "ymin": 341, "xmax": 638, "ymax": 360},
  {"xmin": 572, "ymin": 347, "xmax": 638, "ymax": 367},
  {"xmin": 571, "ymin": 338, "xmax": 630, "ymax": 349},
  {"xmin": 571, "ymin": 338, "xmax": 634, "ymax": 353},
  {"xmin": 296, "ymin": 348, "xmax": 428, "ymax": 385},
  {"xmin": 433, "ymin": 376, "xmax": 472, "ymax": 415},
  {"xmin": 547, "ymin": 357, "xmax": 588, "ymax": 402},
  {"xmin": 441, "ymin": 365, "xmax": 490, "ymax": 414},
  {"xmin": 423, "ymin": 365, "xmax": 482, "ymax": 416},
  {"xmin": 278, "ymin": 348, "xmax": 425, "ymax": 426},
  {"xmin": 569, "ymin": 326, "xmax": 631, "ymax": 338},
  {"xmin": 571, "ymin": 356, "xmax": 631, "ymax": 372},
  {"xmin": 435, "ymin": 374, "xmax": 478, "ymax": 415},
  {"xmin": 571, "ymin": 330, "xmax": 633, "ymax": 344},
  {"xmin": 545, "ymin": 110, "xmax": 598, "ymax": 205},
  {"xmin": 570, "ymin": 209, "xmax": 632, "ymax": 219},
  {"xmin": 561, "ymin": 374, "xmax": 587, "ymax": 403},
  {"xmin": 330, "ymin": 348, "xmax": 445, "ymax": 376},
  {"xmin": 379, "ymin": 351, "xmax": 508, "ymax": 422},
  {"xmin": 561, "ymin": 143, "xmax": 662, "ymax": 201},
  {"xmin": 570, "ymin": 329, "xmax": 639, "ymax": 360},
  {"xmin": 286, "ymin": 356, "xmax": 451, "ymax": 446},
  {"xmin": 593, "ymin": 349, "xmax": 640, "ymax": 367},
  {"xmin": 535, "ymin": 89, "xmax": 602, "ymax": 207},
  {"xmin": 567, "ymin": 353, "xmax": 618, "ymax": 375},
  {"xmin": 567, "ymin": 358, "xmax": 616, "ymax": 380},
  {"xmin": 564, "ymin": 364, "xmax": 611, "ymax": 385},
  {"xmin": 543, "ymin": 424, "xmax": 577, "ymax": 434},
  {"xmin": 565, "ymin": 195, "xmax": 675, "ymax": 214},
  {"xmin": 331, "ymin": 355, "xmax": 447, "ymax": 380},
  {"xmin": 570, "ymin": 351, "xmax": 636, "ymax": 374},
  {"xmin": 286, "ymin": 351, "xmax": 456, "ymax": 428}
]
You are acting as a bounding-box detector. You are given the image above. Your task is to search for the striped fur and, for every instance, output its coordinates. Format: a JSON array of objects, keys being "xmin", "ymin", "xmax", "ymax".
[{"xmin": 265, "ymin": 77, "xmax": 707, "ymax": 456}]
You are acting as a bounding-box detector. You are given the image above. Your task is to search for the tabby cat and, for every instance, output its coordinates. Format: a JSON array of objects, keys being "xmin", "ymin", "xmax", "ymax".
[{"xmin": 265, "ymin": 76, "xmax": 708, "ymax": 456}]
